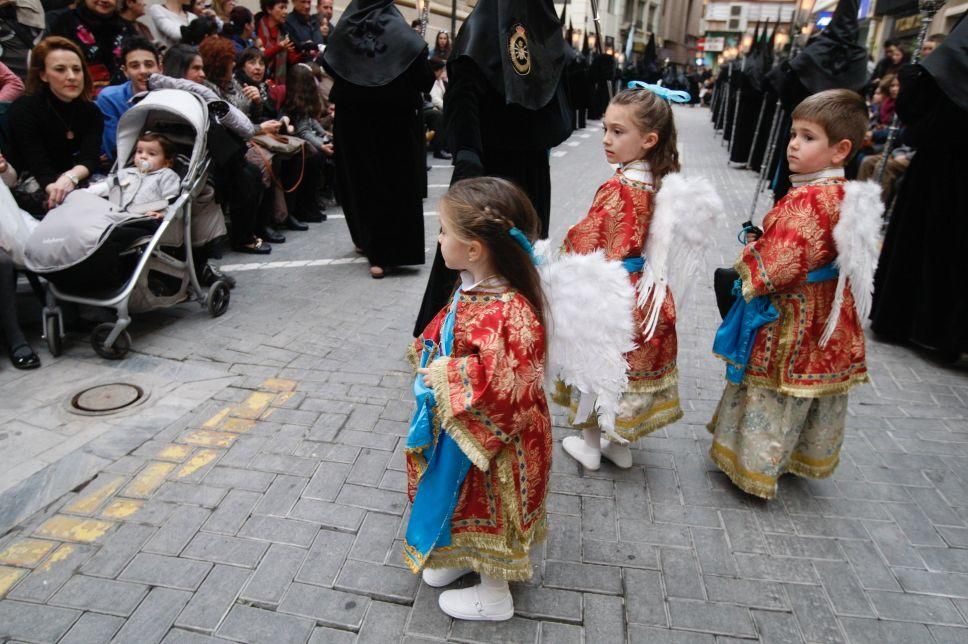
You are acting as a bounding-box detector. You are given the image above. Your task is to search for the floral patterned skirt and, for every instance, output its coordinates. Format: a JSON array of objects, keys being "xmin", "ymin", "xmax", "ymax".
[
  {"xmin": 707, "ymin": 383, "xmax": 848, "ymax": 500},
  {"xmin": 553, "ymin": 380, "xmax": 683, "ymax": 443}
]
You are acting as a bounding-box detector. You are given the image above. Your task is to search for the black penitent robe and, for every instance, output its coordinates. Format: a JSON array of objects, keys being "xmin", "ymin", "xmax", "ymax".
[
  {"xmin": 412, "ymin": 58, "xmax": 570, "ymax": 335},
  {"xmin": 329, "ymin": 55, "xmax": 434, "ymax": 267},
  {"xmin": 870, "ymin": 67, "xmax": 968, "ymax": 356}
]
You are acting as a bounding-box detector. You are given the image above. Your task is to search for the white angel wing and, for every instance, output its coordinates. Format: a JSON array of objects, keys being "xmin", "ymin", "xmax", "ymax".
[
  {"xmin": 637, "ymin": 173, "xmax": 725, "ymax": 339},
  {"xmin": 539, "ymin": 248, "xmax": 637, "ymax": 445},
  {"xmin": 819, "ymin": 181, "xmax": 884, "ymax": 347}
]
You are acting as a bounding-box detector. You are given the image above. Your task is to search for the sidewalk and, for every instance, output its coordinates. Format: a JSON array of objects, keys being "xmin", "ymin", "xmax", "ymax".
[{"xmin": 0, "ymin": 105, "xmax": 965, "ymax": 643}]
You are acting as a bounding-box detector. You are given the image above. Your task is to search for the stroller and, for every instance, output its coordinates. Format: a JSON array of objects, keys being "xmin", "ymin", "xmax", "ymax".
[{"xmin": 26, "ymin": 89, "xmax": 230, "ymax": 359}]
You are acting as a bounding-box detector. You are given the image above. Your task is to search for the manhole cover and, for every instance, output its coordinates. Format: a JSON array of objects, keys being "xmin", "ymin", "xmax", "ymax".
[{"xmin": 70, "ymin": 383, "xmax": 146, "ymax": 414}]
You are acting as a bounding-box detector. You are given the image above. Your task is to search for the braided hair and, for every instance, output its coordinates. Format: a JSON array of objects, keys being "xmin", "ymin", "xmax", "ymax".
[{"xmin": 440, "ymin": 177, "xmax": 547, "ymax": 330}]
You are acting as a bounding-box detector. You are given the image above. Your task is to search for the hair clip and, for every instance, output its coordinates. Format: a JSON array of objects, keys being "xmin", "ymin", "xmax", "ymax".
[
  {"xmin": 627, "ymin": 80, "xmax": 691, "ymax": 104},
  {"xmin": 508, "ymin": 227, "xmax": 541, "ymax": 266}
]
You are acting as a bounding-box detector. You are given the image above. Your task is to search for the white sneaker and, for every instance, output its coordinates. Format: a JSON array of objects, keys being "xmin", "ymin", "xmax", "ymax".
[
  {"xmin": 438, "ymin": 583, "xmax": 514, "ymax": 621},
  {"xmin": 422, "ymin": 567, "xmax": 472, "ymax": 588},
  {"xmin": 562, "ymin": 435, "xmax": 601, "ymax": 470},
  {"xmin": 600, "ymin": 438, "xmax": 633, "ymax": 469}
]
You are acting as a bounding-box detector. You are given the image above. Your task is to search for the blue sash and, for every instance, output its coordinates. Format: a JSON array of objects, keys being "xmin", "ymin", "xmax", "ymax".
[
  {"xmin": 622, "ymin": 257, "xmax": 645, "ymax": 273},
  {"xmin": 404, "ymin": 291, "xmax": 472, "ymax": 571},
  {"xmin": 713, "ymin": 264, "xmax": 838, "ymax": 384}
]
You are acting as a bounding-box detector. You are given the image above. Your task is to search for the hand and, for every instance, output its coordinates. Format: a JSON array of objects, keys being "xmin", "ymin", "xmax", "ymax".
[
  {"xmin": 744, "ymin": 231, "xmax": 761, "ymax": 244},
  {"xmin": 45, "ymin": 175, "xmax": 76, "ymax": 209},
  {"xmin": 0, "ymin": 153, "xmax": 7, "ymax": 174},
  {"xmin": 417, "ymin": 367, "xmax": 431, "ymax": 386},
  {"xmin": 320, "ymin": 142, "xmax": 334, "ymax": 156},
  {"xmin": 145, "ymin": 211, "xmax": 164, "ymax": 219},
  {"xmin": 242, "ymin": 84, "xmax": 262, "ymax": 103},
  {"xmin": 280, "ymin": 36, "xmax": 295, "ymax": 52},
  {"xmin": 259, "ymin": 119, "xmax": 283, "ymax": 135}
]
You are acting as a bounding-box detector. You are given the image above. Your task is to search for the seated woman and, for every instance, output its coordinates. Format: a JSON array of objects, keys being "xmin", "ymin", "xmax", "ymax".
[
  {"xmin": 280, "ymin": 62, "xmax": 329, "ymax": 223},
  {"xmin": 8, "ymin": 37, "xmax": 104, "ymax": 216},
  {"xmin": 147, "ymin": 0, "xmax": 196, "ymax": 50},
  {"xmin": 0, "ymin": 151, "xmax": 40, "ymax": 369},
  {"xmin": 163, "ymin": 43, "xmax": 280, "ymax": 254},
  {"xmin": 224, "ymin": 6, "xmax": 257, "ymax": 55},
  {"xmin": 118, "ymin": 0, "xmax": 153, "ymax": 41},
  {"xmin": 46, "ymin": 0, "xmax": 131, "ymax": 96}
]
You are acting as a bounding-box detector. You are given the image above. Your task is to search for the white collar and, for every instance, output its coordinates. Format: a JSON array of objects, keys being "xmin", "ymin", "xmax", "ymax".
[
  {"xmin": 620, "ymin": 160, "xmax": 653, "ymax": 184},
  {"xmin": 790, "ymin": 167, "xmax": 845, "ymax": 187},
  {"xmin": 459, "ymin": 271, "xmax": 506, "ymax": 293}
]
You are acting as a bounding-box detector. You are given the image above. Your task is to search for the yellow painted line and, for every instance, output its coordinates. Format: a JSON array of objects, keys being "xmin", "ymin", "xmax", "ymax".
[
  {"xmin": 202, "ymin": 407, "xmax": 231, "ymax": 429},
  {"xmin": 123, "ymin": 462, "xmax": 176, "ymax": 498},
  {"xmin": 157, "ymin": 443, "xmax": 193, "ymax": 462},
  {"xmin": 0, "ymin": 566, "xmax": 26, "ymax": 598},
  {"xmin": 34, "ymin": 516, "xmax": 115, "ymax": 543},
  {"xmin": 100, "ymin": 498, "xmax": 143, "ymax": 519},
  {"xmin": 274, "ymin": 391, "xmax": 296, "ymax": 406},
  {"xmin": 0, "ymin": 539, "xmax": 56, "ymax": 567},
  {"xmin": 64, "ymin": 475, "xmax": 126, "ymax": 515},
  {"xmin": 261, "ymin": 378, "xmax": 297, "ymax": 393},
  {"xmin": 37, "ymin": 543, "xmax": 74, "ymax": 572},
  {"xmin": 221, "ymin": 417, "xmax": 256, "ymax": 433},
  {"xmin": 231, "ymin": 391, "xmax": 276, "ymax": 419},
  {"xmin": 181, "ymin": 429, "xmax": 237, "ymax": 448},
  {"xmin": 176, "ymin": 449, "xmax": 219, "ymax": 478}
]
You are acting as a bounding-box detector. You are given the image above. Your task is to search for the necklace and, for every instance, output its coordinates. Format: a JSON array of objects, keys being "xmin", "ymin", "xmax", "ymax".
[{"xmin": 48, "ymin": 99, "xmax": 76, "ymax": 140}]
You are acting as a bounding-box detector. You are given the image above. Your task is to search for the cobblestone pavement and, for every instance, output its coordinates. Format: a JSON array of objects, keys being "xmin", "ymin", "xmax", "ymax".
[{"xmin": 1, "ymin": 106, "xmax": 967, "ymax": 644}]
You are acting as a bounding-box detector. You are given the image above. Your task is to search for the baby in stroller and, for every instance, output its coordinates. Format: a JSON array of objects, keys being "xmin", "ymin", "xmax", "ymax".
[{"xmin": 85, "ymin": 132, "xmax": 181, "ymax": 219}]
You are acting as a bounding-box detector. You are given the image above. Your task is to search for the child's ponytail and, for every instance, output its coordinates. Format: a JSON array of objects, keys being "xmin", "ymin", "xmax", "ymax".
[
  {"xmin": 440, "ymin": 178, "xmax": 547, "ymax": 330},
  {"xmin": 610, "ymin": 89, "xmax": 681, "ymax": 185}
]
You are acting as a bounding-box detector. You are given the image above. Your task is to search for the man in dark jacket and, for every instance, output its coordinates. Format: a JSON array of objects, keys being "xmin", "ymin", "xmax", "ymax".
[{"xmin": 284, "ymin": 0, "xmax": 324, "ymax": 62}]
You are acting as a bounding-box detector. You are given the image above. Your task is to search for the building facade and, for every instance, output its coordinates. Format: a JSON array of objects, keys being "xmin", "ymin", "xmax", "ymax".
[{"xmin": 699, "ymin": 0, "xmax": 798, "ymax": 68}]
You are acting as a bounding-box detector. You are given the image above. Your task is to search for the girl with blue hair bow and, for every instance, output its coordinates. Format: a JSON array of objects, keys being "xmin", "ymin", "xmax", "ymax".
[{"xmin": 404, "ymin": 177, "xmax": 551, "ymax": 621}]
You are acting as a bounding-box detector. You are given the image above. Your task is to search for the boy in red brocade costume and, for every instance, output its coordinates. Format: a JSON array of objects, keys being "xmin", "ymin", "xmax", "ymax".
[{"xmin": 709, "ymin": 89, "xmax": 877, "ymax": 500}]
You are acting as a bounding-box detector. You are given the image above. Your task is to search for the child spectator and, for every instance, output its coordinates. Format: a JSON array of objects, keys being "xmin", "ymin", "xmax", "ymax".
[
  {"xmin": 85, "ymin": 132, "xmax": 180, "ymax": 216},
  {"xmin": 709, "ymin": 89, "xmax": 872, "ymax": 500},
  {"xmin": 405, "ymin": 177, "xmax": 551, "ymax": 621}
]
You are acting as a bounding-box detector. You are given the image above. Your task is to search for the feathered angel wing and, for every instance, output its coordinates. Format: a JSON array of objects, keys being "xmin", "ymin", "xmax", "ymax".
[
  {"xmin": 819, "ymin": 181, "xmax": 884, "ymax": 347},
  {"xmin": 637, "ymin": 173, "xmax": 725, "ymax": 339},
  {"xmin": 538, "ymin": 248, "xmax": 637, "ymax": 445}
]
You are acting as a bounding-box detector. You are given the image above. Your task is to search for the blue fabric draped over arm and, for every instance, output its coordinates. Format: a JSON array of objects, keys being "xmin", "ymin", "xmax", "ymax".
[
  {"xmin": 713, "ymin": 264, "xmax": 838, "ymax": 384},
  {"xmin": 404, "ymin": 291, "xmax": 472, "ymax": 572}
]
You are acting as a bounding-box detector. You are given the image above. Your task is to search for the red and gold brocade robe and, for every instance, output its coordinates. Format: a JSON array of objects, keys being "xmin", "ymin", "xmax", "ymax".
[
  {"xmin": 562, "ymin": 170, "xmax": 678, "ymax": 392},
  {"xmin": 407, "ymin": 288, "xmax": 552, "ymax": 580},
  {"xmin": 736, "ymin": 178, "xmax": 868, "ymax": 397}
]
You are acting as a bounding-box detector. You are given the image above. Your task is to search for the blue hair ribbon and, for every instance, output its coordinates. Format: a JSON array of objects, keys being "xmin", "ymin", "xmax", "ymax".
[
  {"xmin": 627, "ymin": 80, "xmax": 691, "ymax": 104},
  {"xmin": 508, "ymin": 227, "xmax": 541, "ymax": 265}
]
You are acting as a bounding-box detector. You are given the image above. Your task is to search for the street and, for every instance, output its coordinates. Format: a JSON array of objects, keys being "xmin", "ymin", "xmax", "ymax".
[{"xmin": 0, "ymin": 105, "xmax": 967, "ymax": 643}]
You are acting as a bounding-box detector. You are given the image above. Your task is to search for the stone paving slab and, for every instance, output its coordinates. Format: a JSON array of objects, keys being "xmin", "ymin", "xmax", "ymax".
[{"xmin": 0, "ymin": 106, "xmax": 966, "ymax": 643}]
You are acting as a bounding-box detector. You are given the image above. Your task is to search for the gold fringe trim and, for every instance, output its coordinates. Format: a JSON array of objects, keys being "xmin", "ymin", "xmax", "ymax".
[
  {"xmin": 554, "ymin": 381, "xmax": 683, "ymax": 441},
  {"xmin": 627, "ymin": 367, "xmax": 679, "ymax": 394},
  {"xmin": 428, "ymin": 357, "xmax": 492, "ymax": 471},
  {"xmin": 743, "ymin": 372, "xmax": 869, "ymax": 398},
  {"xmin": 405, "ymin": 343, "xmax": 421, "ymax": 372},
  {"xmin": 734, "ymin": 256, "xmax": 758, "ymax": 303},
  {"xmin": 708, "ymin": 440, "xmax": 841, "ymax": 501}
]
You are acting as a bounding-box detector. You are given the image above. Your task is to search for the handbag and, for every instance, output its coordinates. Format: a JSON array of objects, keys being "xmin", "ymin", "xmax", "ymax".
[
  {"xmin": 248, "ymin": 138, "xmax": 306, "ymax": 194},
  {"xmin": 250, "ymin": 132, "xmax": 305, "ymax": 158}
]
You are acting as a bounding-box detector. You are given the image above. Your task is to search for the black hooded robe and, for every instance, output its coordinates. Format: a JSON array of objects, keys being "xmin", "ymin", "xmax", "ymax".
[
  {"xmin": 323, "ymin": 0, "xmax": 434, "ymax": 270},
  {"xmin": 870, "ymin": 58, "xmax": 968, "ymax": 356},
  {"xmin": 412, "ymin": 0, "xmax": 571, "ymax": 335}
]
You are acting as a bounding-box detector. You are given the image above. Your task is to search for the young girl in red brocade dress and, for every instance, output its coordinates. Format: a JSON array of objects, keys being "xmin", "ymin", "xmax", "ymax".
[
  {"xmin": 558, "ymin": 89, "xmax": 684, "ymax": 471},
  {"xmin": 405, "ymin": 178, "xmax": 551, "ymax": 621}
]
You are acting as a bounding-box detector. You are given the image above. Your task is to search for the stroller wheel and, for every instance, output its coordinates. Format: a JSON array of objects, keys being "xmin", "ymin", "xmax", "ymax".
[
  {"xmin": 207, "ymin": 281, "xmax": 231, "ymax": 318},
  {"xmin": 91, "ymin": 323, "xmax": 131, "ymax": 360},
  {"xmin": 45, "ymin": 315, "xmax": 63, "ymax": 357}
]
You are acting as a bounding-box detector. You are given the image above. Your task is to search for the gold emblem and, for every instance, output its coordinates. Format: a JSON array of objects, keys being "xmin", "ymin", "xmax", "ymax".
[{"xmin": 508, "ymin": 24, "xmax": 530, "ymax": 75}]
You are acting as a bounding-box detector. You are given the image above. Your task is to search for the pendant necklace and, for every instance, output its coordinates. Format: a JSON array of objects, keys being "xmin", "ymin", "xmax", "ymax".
[{"xmin": 48, "ymin": 99, "xmax": 76, "ymax": 140}]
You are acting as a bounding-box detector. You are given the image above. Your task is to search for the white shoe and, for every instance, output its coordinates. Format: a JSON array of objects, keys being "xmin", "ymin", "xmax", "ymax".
[
  {"xmin": 600, "ymin": 438, "xmax": 633, "ymax": 469},
  {"xmin": 422, "ymin": 567, "xmax": 472, "ymax": 588},
  {"xmin": 438, "ymin": 583, "xmax": 514, "ymax": 621},
  {"xmin": 562, "ymin": 435, "xmax": 601, "ymax": 470}
]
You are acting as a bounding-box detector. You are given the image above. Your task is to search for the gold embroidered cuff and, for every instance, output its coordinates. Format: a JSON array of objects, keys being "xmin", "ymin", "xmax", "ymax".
[{"xmin": 428, "ymin": 357, "xmax": 492, "ymax": 472}]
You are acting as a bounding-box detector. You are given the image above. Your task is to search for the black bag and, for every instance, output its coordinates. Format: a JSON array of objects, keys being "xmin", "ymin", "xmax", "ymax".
[{"xmin": 714, "ymin": 267, "xmax": 739, "ymax": 320}]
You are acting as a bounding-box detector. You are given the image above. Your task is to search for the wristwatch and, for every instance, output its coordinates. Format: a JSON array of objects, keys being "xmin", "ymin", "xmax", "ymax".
[{"xmin": 63, "ymin": 172, "xmax": 80, "ymax": 186}]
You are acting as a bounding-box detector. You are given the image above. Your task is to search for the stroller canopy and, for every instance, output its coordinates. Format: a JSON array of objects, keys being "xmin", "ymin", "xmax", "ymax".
[{"xmin": 116, "ymin": 89, "xmax": 209, "ymax": 184}]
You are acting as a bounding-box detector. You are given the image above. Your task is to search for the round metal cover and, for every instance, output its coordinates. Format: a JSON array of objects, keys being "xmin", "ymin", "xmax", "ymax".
[{"xmin": 71, "ymin": 383, "xmax": 145, "ymax": 413}]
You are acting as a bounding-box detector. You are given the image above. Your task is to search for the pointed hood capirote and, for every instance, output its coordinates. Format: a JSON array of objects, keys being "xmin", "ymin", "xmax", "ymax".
[
  {"xmin": 787, "ymin": 0, "xmax": 868, "ymax": 93},
  {"xmin": 322, "ymin": 0, "xmax": 427, "ymax": 87},
  {"xmin": 921, "ymin": 12, "xmax": 968, "ymax": 113},
  {"xmin": 449, "ymin": 0, "xmax": 566, "ymax": 110}
]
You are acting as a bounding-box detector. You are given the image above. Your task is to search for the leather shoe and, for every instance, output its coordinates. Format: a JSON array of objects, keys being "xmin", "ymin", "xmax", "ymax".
[
  {"xmin": 260, "ymin": 227, "xmax": 286, "ymax": 244},
  {"xmin": 283, "ymin": 215, "xmax": 308, "ymax": 231},
  {"xmin": 10, "ymin": 345, "xmax": 40, "ymax": 370},
  {"xmin": 302, "ymin": 209, "xmax": 327, "ymax": 223}
]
